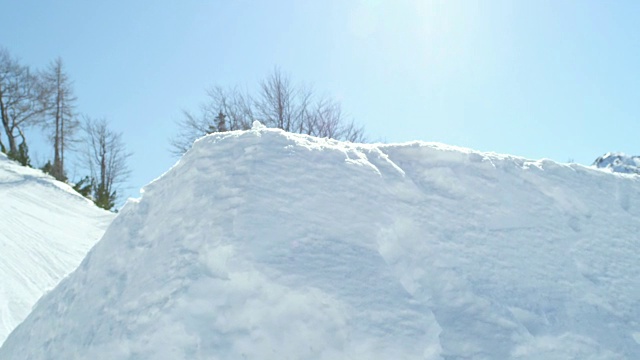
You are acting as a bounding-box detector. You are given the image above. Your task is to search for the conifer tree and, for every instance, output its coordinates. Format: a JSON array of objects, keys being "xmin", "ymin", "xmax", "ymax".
[
  {"xmin": 72, "ymin": 175, "xmax": 93, "ymax": 198},
  {"xmin": 215, "ymin": 111, "xmax": 227, "ymax": 132},
  {"xmin": 9, "ymin": 141, "xmax": 31, "ymax": 166}
]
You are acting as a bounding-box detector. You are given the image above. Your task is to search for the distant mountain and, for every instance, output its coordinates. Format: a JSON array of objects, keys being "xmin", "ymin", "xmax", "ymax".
[
  {"xmin": 593, "ymin": 152, "xmax": 640, "ymax": 175},
  {"xmin": 2, "ymin": 125, "xmax": 640, "ymax": 359},
  {"xmin": 0, "ymin": 153, "xmax": 114, "ymax": 345}
]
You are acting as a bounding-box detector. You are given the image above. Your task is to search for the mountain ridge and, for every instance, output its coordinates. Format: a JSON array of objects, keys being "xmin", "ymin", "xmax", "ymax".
[{"xmin": 593, "ymin": 152, "xmax": 640, "ymax": 175}]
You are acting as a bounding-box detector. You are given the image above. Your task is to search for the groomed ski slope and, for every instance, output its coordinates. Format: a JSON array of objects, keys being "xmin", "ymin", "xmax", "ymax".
[
  {"xmin": 0, "ymin": 154, "xmax": 114, "ymax": 345},
  {"xmin": 2, "ymin": 122, "xmax": 639, "ymax": 359}
]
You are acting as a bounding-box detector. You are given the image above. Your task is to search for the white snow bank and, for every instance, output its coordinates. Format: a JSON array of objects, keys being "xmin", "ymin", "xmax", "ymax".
[
  {"xmin": 2, "ymin": 128, "xmax": 640, "ymax": 359},
  {"xmin": 0, "ymin": 154, "xmax": 114, "ymax": 345}
]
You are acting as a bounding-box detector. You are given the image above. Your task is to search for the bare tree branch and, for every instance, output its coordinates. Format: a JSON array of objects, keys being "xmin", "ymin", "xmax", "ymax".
[
  {"xmin": 170, "ymin": 68, "xmax": 366, "ymax": 156},
  {"xmin": 83, "ymin": 117, "xmax": 131, "ymax": 210},
  {"xmin": 0, "ymin": 47, "xmax": 47, "ymax": 161},
  {"xmin": 169, "ymin": 86, "xmax": 254, "ymax": 155},
  {"xmin": 255, "ymin": 67, "xmax": 310, "ymax": 133},
  {"xmin": 40, "ymin": 57, "xmax": 79, "ymax": 180}
]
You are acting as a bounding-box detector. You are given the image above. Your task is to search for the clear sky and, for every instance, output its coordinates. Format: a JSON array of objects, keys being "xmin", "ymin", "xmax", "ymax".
[{"xmin": 2, "ymin": 0, "xmax": 639, "ymax": 204}]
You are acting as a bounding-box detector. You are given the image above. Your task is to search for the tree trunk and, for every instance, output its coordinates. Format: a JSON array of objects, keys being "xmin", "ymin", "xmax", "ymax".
[
  {"xmin": 0, "ymin": 88, "xmax": 17, "ymax": 154},
  {"xmin": 2, "ymin": 120, "xmax": 16, "ymax": 155}
]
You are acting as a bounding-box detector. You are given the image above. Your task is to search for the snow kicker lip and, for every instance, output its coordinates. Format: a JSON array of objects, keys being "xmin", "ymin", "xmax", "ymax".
[{"xmin": 2, "ymin": 128, "xmax": 640, "ymax": 359}]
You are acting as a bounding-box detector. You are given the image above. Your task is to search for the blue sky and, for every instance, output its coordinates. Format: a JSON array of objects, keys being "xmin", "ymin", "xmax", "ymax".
[{"xmin": 2, "ymin": 0, "xmax": 639, "ymax": 203}]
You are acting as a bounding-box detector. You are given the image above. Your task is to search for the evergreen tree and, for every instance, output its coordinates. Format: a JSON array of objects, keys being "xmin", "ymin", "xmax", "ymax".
[
  {"xmin": 93, "ymin": 182, "xmax": 115, "ymax": 211},
  {"xmin": 7, "ymin": 141, "xmax": 31, "ymax": 166},
  {"xmin": 216, "ymin": 111, "xmax": 227, "ymax": 132},
  {"xmin": 204, "ymin": 111, "xmax": 227, "ymax": 135},
  {"xmin": 72, "ymin": 176, "xmax": 93, "ymax": 198},
  {"xmin": 40, "ymin": 160, "xmax": 53, "ymax": 175}
]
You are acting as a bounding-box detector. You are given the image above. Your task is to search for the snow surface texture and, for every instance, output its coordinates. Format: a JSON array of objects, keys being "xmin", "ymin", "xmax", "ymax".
[
  {"xmin": 2, "ymin": 125, "xmax": 640, "ymax": 359},
  {"xmin": 593, "ymin": 152, "xmax": 640, "ymax": 175},
  {"xmin": 0, "ymin": 153, "xmax": 114, "ymax": 345}
]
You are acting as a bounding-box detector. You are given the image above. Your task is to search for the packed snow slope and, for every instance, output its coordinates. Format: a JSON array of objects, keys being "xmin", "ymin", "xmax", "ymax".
[
  {"xmin": 0, "ymin": 154, "xmax": 114, "ymax": 345},
  {"xmin": 2, "ymin": 123, "xmax": 640, "ymax": 359}
]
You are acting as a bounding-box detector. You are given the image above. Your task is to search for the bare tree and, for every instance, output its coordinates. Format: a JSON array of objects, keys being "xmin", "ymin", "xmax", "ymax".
[
  {"xmin": 170, "ymin": 68, "xmax": 366, "ymax": 156},
  {"xmin": 255, "ymin": 68, "xmax": 313, "ymax": 134},
  {"xmin": 170, "ymin": 86, "xmax": 253, "ymax": 155},
  {"xmin": 41, "ymin": 57, "xmax": 78, "ymax": 180},
  {"xmin": 84, "ymin": 117, "xmax": 131, "ymax": 211},
  {"xmin": 0, "ymin": 48, "xmax": 46, "ymax": 165},
  {"xmin": 170, "ymin": 109, "xmax": 210, "ymax": 156},
  {"xmin": 307, "ymin": 97, "xmax": 366, "ymax": 142},
  {"xmin": 254, "ymin": 68, "xmax": 366, "ymax": 141},
  {"xmin": 203, "ymin": 86, "xmax": 254, "ymax": 132}
]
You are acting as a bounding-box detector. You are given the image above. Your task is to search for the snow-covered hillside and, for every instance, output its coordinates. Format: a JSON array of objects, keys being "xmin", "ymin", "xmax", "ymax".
[
  {"xmin": 593, "ymin": 152, "xmax": 640, "ymax": 175},
  {"xmin": 0, "ymin": 154, "xmax": 114, "ymax": 345},
  {"xmin": 2, "ymin": 123, "xmax": 640, "ymax": 359}
]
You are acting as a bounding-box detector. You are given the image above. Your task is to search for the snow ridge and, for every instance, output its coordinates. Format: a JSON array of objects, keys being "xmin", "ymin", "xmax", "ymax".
[{"xmin": 2, "ymin": 129, "xmax": 640, "ymax": 359}]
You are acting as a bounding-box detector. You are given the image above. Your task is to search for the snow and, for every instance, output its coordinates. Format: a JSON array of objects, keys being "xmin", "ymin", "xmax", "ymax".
[
  {"xmin": 593, "ymin": 152, "xmax": 640, "ymax": 175},
  {"xmin": 2, "ymin": 127, "xmax": 640, "ymax": 359},
  {"xmin": 0, "ymin": 153, "xmax": 114, "ymax": 346}
]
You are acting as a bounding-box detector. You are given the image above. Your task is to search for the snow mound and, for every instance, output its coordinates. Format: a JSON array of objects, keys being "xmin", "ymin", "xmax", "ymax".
[
  {"xmin": 2, "ymin": 130, "xmax": 640, "ymax": 359},
  {"xmin": 251, "ymin": 120, "xmax": 266, "ymax": 130},
  {"xmin": 593, "ymin": 152, "xmax": 640, "ymax": 175},
  {"xmin": 0, "ymin": 154, "xmax": 114, "ymax": 345}
]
